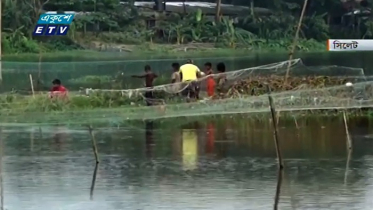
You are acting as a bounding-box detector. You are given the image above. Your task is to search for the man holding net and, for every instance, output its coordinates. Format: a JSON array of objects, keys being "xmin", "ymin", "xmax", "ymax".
[{"xmin": 179, "ymin": 59, "xmax": 204, "ymax": 101}]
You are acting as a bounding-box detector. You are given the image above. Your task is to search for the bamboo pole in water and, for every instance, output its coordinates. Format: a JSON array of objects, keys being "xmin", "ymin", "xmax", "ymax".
[
  {"xmin": 284, "ymin": 0, "xmax": 308, "ymax": 85},
  {"xmin": 343, "ymin": 111, "xmax": 352, "ymax": 184},
  {"xmin": 90, "ymin": 163, "xmax": 98, "ymax": 200},
  {"xmin": 88, "ymin": 126, "xmax": 100, "ymax": 163},
  {"xmin": 267, "ymin": 85, "xmax": 284, "ymax": 169}
]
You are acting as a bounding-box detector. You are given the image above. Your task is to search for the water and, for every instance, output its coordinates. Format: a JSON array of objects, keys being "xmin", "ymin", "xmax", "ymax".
[
  {"xmin": 1, "ymin": 117, "xmax": 373, "ymax": 210},
  {"xmin": 2, "ymin": 51, "xmax": 373, "ymax": 92}
]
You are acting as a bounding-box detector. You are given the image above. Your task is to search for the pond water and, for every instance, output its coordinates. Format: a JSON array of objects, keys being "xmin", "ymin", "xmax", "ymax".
[
  {"xmin": 2, "ymin": 51, "xmax": 373, "ymax": 92},
  {"xmin": 1, "ymin": 117, "xmax": 373, "ymax": 210}
]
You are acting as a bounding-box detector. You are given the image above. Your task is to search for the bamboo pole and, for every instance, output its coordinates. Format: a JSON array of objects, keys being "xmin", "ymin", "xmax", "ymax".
[
  {"xmin": 293, "ymin": 116, "xmax": 299, "ymax": 129},
  {"xmin": 267, "ymin": 85, "xmax": 284, "ymax": 169},
  {"xmin": 29, "ymin": 74, "xmax": 35, "ymax": 97},
  {"xmin": 88, "ymin": 126, "xmax": 99, "ymax": 164},
  {"xmin": 343, "ymin": 111, "xmax": 352, "ymax": 150},
  {"xmin": 90, "ymin": 163, "xmax": 98, "ymax": 200},
  {"xmin": 284, "ymin": 0, "xmax": 308, "ymax": 85},
  {"xmin": 343, "ymin": 111, "xmax": 352, "ymax": 184},
  {"xmin": 273, "ymin": 169, "xmax": 283, "ymax": 210}
]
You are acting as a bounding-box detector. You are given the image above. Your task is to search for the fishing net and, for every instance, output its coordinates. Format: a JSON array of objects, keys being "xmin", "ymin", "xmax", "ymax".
[
  {"xmin": 1, "ymin": 55, "xmax": 251, "ymax": 92},
  {"xmin": 0, "ymin": 58, "xmax": 370, "ymax": 126},
  {"xmin": 0, "ymin": 80, "xmax": 372, "ymax": 125},
  {"xmin": 82, "ymin": 58, "xmax": 366, "ymax": 105}
]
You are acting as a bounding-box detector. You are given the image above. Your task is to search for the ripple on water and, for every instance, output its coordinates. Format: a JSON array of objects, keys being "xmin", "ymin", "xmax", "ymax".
[{"xmin": 1, "ymin": 125, "xmax": 373, "ymax": 210}]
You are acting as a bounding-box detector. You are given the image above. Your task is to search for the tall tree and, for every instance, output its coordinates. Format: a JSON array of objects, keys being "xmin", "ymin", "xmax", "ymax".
[{"xmin": 215, "ymin": 0, "xmax": 221, "ymax": 22}]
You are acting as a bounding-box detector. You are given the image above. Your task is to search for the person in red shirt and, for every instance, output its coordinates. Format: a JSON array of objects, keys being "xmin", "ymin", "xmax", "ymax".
[
  {"xmin": 204, "ymin": 62, "xmax": 216, "ymax": 97},
  {"xmin": 50, "ymin": 79, "xmax": 68, "ymax": 98}
]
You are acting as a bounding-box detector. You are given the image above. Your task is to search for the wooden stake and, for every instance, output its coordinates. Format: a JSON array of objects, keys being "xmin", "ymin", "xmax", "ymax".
[
  {"xmin": 267, "ymin": 85, "xmax": 284, "ymax": 169},
  {"xmin": 88, "ymin": 126, "xmax": 100, "ymax": 164},
  {"xmin": 90, "ymin": 163, "xmax": 98, "ymax": 200},
  {"xmin": 274, "ymin": 169, "xmax": 283, "ymax": 210},
  {"xmin": 29, "ymin": 74, "xmax": 35, "ymax": 98},
  {"xmin": 343, "ymin": 111, "xmax": 352, "ymax": 184},
  {"xmin": 343, "ymin": 111, "xmax": 352, "ymax": 150},
  {"xmin": 284, "ymin": 0, "xmax": 309, "ymax": 85}
]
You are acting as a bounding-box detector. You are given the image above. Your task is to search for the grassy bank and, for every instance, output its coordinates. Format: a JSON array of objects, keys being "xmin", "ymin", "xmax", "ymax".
[
  {"xmin": 2, "ymin": 39, "xmax": 325, "ymax": 62},
  {"xmin": 0, "ymin": 91, "xmax": 371, "ymax": 126}
]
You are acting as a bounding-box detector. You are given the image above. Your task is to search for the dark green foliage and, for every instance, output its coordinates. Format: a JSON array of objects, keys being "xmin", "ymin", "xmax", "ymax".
[{"xmin": 2, "ymin": 0, "xmax": 373, "ymax": 54}]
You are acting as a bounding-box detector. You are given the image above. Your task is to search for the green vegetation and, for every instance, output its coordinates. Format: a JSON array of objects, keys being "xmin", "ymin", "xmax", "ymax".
[
  {"xmin": 0, "ymin": 74, "xmax": 370, "ymax": 117},
  {"xmin": 2, "ymin": 0, "xmax": 371, "ymax": 56},
  {"xmin": 0, "ymin": 92, "xmax": 371, "ymax": 126}
]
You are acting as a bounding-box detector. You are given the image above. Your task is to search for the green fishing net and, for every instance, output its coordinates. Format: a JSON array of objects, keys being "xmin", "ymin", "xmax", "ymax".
[{"xmin": 0, "ymin": 58, "xmax": 371, "ymax": 126}]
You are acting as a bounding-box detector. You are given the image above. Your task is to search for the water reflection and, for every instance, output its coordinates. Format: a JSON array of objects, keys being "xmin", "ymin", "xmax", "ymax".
[
  {"xmin": 181, "ymin": 129, "xmax": 198, "ymax": 171},
  {"xmin": 1, "ymin": 117, "xmax": 373, "ymax": 209},
  {"xmin": 145, "ymin": 121, "xmax": 155, "ymax": 158},
  {"xmin": 0, "ymin": 129, "xmax": 3, "ymax": 210},
  {"xmin": 90, "ymin": 164, "xmax": 98, "ymax": 200},
  {"xmin": 274, "ymin": 169, "xmax": 283, "ymax": 210},
  {"xmin": 205, "ymin": 123, "xmax": 215, "ymax": 154},
  {"xmin": 53, "ymin": 126, "xmax": 69, "ymax": 151}
]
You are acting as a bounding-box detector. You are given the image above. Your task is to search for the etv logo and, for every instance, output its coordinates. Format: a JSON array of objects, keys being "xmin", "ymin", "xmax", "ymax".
[
  {"xmin": 33, "ymin": 25, "xmax": 70, "ymax": 36},
  {"xmin": 33, "ymin": 14, "xmax": 75, "ymax": 36}
]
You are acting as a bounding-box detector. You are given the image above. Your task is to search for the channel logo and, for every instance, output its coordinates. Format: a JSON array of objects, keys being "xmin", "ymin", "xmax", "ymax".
[{"xmin": 33, "ymin": 14, "xmax": 75, "ymax": 36}]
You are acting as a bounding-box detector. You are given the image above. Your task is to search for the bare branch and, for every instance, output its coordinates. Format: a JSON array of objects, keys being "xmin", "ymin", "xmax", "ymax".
[{"xmin": 42, "ymin": 0, "xmax": 50, "ymax": 7}]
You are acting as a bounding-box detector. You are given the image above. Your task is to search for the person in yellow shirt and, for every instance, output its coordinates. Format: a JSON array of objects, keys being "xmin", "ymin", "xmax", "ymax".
[{"xmin": 179, "ymin": 59, "xmax": 204, "ymax": 100}]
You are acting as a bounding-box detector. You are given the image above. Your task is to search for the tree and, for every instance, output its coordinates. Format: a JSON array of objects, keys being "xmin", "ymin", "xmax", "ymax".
[{"xmin": 215, "ymin": 0, "xmax": 222, "ymax": 22}]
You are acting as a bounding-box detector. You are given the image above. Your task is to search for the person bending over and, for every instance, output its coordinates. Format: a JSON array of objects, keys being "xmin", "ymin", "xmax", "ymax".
[
  {"xmin": 179, "ymin": 59, "xmax": 204, "ymax": 100},
  {"xmin": 132, "ymin": 65, "xmax": 158, "ymax": 106}
]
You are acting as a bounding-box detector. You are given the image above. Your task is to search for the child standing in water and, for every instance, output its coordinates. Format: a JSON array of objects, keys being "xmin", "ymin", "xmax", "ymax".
[{"xmin": 132, "ymin": 65, "xmax": 158, "ymax": 106}]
